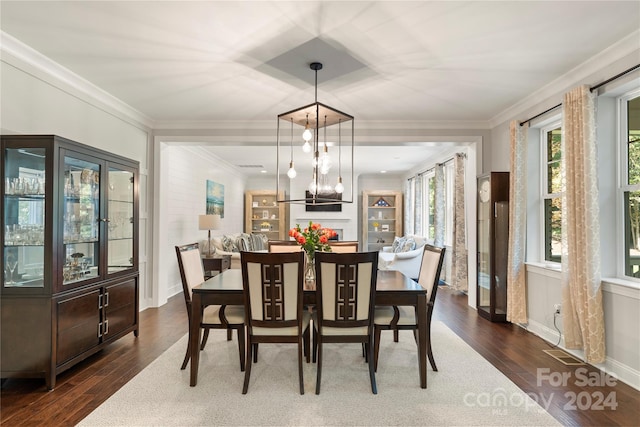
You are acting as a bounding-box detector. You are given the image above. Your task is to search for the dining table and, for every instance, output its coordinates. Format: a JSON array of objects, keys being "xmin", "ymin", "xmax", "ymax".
[{"xmin": 189, "ymin": 268, "xmax": 430, "ymax": 388}]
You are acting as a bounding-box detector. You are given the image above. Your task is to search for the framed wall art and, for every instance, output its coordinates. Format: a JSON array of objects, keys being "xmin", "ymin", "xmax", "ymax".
[{"xmin": 206, "ymin": 180, "xmax": 224, "ymax": 218}]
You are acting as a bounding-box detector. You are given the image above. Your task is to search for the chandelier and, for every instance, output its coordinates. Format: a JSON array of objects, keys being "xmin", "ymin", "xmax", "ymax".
[{"xmin": 276, "ymin": 62, "xmax": 354, "ymax": 205}]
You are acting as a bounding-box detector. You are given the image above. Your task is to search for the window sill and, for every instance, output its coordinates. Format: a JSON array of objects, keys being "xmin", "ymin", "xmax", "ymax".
[{"xmin": 525, "ymin": 262, "xmax": 562, "ymax": 279}]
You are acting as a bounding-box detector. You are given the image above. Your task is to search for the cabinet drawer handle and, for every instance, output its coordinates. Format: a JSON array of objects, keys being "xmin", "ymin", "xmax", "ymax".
[
  {"xmin": 104, "ymin": 292, "xmax": 109, "ymax": 307},
  {"xmin": 97, "ymin": 322, "xmax": 103, "ymax": 338},
  {"xmin": 103, "ymin": 319, "xmax": 109, "ymax": 335}
]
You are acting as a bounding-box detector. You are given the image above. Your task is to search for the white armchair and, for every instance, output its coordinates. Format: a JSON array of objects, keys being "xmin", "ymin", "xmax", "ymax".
[{"xmin": 377, "ymin": 235, "xmax": 431, "ymax": 280}]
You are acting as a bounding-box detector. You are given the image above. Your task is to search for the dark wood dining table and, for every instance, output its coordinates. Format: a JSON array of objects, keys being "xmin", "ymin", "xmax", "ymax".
[{"xmin": 189, "ymin": 268, "xmax": 430, "ymax": 388}]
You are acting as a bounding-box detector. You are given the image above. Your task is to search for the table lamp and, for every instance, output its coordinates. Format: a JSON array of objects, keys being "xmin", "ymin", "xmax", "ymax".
[{"xmin": 199, "ymin": 214, "xmax": 220, "ymax": 257}]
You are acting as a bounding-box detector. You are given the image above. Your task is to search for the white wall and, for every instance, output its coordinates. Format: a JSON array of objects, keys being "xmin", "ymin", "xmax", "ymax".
[
  {"xmin": 487, "ymin": 48, "xmax": 640, "ymax": 389},
  {"xmin": 154, "ymin": 144, "xmax": 247, "ymax": 305},
  {"xmin": 1, "ymin": 46, "xmax": 153, "ymax": 309}
]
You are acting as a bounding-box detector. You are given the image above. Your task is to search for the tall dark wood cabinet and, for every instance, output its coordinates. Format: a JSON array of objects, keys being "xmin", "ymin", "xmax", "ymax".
[
  {"xmin": 1, "ymin": 135, "xmax": 139, "ymax": 389},
  {"xmin": 476, "ymin": 172, "xmax": 509, "ymax": 322}
]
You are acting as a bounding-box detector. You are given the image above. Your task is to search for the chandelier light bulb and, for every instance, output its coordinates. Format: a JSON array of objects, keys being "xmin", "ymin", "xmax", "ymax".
[
  {"xmin": 308, "ymin": 180, "xmax": 318, "ymax": 195},
  {"xmin": 287, "ymin": 161, "xmax": 297, "ymax": 178},
  {"xmin": 319, "ymin": 150, "xmax": 332, "ymax": 175},
  {"xmin": 335, "ymin": 177, "xmax": 344, "ymax": 194},
  {"xmin": 302, "ymin": 140, "xmax": 312, "ymax": 153},
  {"xmin": 302, "ymin": 127, "xmax": 313, "ymax": 142}
]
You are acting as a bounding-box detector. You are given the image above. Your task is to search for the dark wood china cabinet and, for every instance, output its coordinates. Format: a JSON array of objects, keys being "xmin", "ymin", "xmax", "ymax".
[{"xmin": 1, "ymin": 135, "xmax": 139, "ymax": 389}]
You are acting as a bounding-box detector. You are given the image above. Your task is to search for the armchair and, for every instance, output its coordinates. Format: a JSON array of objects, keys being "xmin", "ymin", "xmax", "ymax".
[{"xmin": 377, "ymin": 235, "xmax": 431, "ymax": 280}]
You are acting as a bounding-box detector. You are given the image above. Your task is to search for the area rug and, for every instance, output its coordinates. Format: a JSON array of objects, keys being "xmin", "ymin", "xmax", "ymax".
[{"xmin": 78, "ymin": 322, "xmax": 560, "ymax": 426}]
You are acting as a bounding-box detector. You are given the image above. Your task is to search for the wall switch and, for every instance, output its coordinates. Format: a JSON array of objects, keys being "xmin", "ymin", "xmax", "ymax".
[{"xmin": 554, "ymin": 303, "xmax": 561, "ymax": 314}]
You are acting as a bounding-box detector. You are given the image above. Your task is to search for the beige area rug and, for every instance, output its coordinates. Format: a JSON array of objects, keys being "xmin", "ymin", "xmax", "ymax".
[{"xmin": 79, "ymin": 322, "xmax": 560, "ymax": 426}]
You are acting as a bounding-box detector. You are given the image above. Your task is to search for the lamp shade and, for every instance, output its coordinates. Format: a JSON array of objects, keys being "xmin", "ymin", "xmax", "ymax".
[{"xmin": 199, "ymin": 214, "xmax": 220, "ymax": 230}]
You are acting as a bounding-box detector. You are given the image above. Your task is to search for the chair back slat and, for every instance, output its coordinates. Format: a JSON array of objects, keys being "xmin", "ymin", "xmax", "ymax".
[
  {"xmin": 315, "ymin": 251, "xmax": 378, "ymax": 329},
  {"xmin": 327, "ymin": 241, "xmax": 359, "ymax": 253},
  {"xmin": 268, "ymin": 240, "xmax": 303, "ymax": 253},
  {"xmin": 241, "ymin": 251, "xmax": 304, "ymax": 330},
  {"xmin": 175, "ymin": 243, "xmax": 205, "ymax": 301},
  {"xmin": 417, "ymin": 244, "xmax": 446, "ymax": 302}
]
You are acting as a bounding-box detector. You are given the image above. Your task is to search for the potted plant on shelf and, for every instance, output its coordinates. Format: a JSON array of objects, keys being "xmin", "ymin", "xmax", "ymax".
[{"xmin": 372, "ymin": 221, "xmax": 379, "ymax": 232}]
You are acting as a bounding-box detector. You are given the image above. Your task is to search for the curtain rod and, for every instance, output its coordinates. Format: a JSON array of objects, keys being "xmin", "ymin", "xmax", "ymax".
[{"xmin": 519, "ymin": 63, "xmax": 640, "ymax": 127}]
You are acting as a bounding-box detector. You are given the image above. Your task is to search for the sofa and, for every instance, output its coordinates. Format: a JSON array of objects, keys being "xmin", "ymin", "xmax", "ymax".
[
  {"xmin": 377, "ymin": 234, "xmax": 431, "ymax": 280},
  {"xmin": 200, "ymin": 233, "xmax": 269, "ymax": 269}
]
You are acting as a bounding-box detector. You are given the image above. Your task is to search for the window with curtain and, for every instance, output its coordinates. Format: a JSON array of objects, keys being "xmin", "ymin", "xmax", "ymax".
[
  {"xmin": 422, "ymin": 172, "xmax": 436, "ymax": 240},
  {"xmin": 622, "ymin": 90, "xmax": 640, "ymax": 279},
  {"xmin": 444, "ymin": 161, "xmax": 454, "ymax": 246},
  {"xmin": 542, "ymin": 123, "xmax": 562, "ymax": 263}
]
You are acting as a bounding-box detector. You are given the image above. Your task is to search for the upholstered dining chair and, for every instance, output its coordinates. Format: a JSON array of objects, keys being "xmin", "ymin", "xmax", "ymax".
[
  {"xmin": 175, "ymin": 243, "xmax": 245, "ymax": 371},
  {"xmin": 313, "ymin": 251, "xmax": 379, "ymax": 394},
  {"xmin": 267, "ymin": 240, "xmax": 302, "ymax": 252},
  {"xmin": 373, "ymin": 244, "xmax": 446, "ymax": 373},
  {"xmin": 240, "ymin": 251, "xmax": 311, "ymax": 394},
  {"xmin": 327, "ymin": 241, "xmax": 359, "ymax": 253}
]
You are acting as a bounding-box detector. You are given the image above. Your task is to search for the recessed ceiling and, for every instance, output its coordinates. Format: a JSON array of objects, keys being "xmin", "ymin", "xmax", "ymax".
[{"xmin": 1, "ymin": 1, "xmax": 638, "ymax": 175}]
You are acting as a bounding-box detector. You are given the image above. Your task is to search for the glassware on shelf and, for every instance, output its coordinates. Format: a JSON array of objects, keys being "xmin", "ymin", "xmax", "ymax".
[{"xmin": 5, "ymin": 254, "xmax": 18, "ymax": 285}]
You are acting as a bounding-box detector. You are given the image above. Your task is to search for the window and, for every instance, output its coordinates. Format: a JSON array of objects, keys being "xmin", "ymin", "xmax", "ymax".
[
  {"xmin": 542, "ymin": 123, "xmax": 562, "ymax": 263},
  {"xmin": 422, "ymin": 172, "xmax": 435, "ymax": 240},
  {"xmin": 622, "ymin": 91, "xmax": 640, "ymax": 278}
]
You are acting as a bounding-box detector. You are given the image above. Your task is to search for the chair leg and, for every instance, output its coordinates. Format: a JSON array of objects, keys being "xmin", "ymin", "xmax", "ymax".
[
  {"xmin": 315, "ymin": 338, "xmax": 323, "ymax": 394},
  {"xmin": 312, "ymin": 328, "xmax": 317, "ymax": 363},
  {"xmin": 181, "ymin": 330, "xmax": 191, "ymax": 370},
  {"xmin": 426, "ymin": 324, "xmax": 437, "ymax": 372},
  {"xmin": 298, "ymin": 339, "xmax": 305, "ymax": 395},
  {"xmin": 373, "ymin": 326, "xmax": 382, "ymax": 372},
  {"xmin": 200, "ymin": 328, "xmax": 210, "ymax": 351},
  {"xmin": 363, "ymin": 343, "xmax": 369, "ymax": 362},
  {"xmin": 303, "ymin": 327, "xmax": 310, "ymax": 363},
  {"xmin": 368, "ymin": 338, "xmax": 378, "ymax": 394},
  {"xmin": 237, "ymin": 326, "xmax": 246, "ymax": 372},
  {"xmin": 242, "ymin": 339, "xmax": 253, "ymax": 394},
  {"xmin": 227, "ymin": 327, "xmax": 232, "ymax": 341},
  {"xmin": 393, "ymin": 327, "xmax": 399, "ymax": 343},
  {"xmin": 253, "ymin": 343, "xmax": 259, "ymax": 363},
  {"xmin": 362, "ymin": 343, "xmax": 366, "ymax": 358}
]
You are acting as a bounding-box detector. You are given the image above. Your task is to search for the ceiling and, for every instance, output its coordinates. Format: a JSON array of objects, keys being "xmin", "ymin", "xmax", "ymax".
[{"xmin": 2, "ymin": 1, "xmax": 639, "ymax": 176}]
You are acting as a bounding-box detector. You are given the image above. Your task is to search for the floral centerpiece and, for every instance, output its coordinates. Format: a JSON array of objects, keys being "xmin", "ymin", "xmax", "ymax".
[
  {"xmin": 289, "ymin": 221, "xmax": 337, "ymax": 258},
  {"xmin": 289, "ymin": 221, "xmax": 337, "ymax": 282}
]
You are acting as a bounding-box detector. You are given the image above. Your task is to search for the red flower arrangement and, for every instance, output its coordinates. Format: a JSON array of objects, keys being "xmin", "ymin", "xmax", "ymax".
[{"xmin": 288, "ymin": 221, "xmax": 337, "ymax": 258}]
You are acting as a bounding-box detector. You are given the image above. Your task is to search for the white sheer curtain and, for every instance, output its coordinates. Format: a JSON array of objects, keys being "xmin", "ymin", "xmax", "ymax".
[
  {"xmin": 434, "ymin": 164, "xmax": 445, "ymax": 247},
  {"xmin": 450, "ymin": 153, "xmax": 468, "ymax": 291},
  {"xmin": 507, "ymin": 120, "xmax": 528, "ymax": 324},
  {"xmin": 405, "ymin": 178, "xmax": 414, "ymax": 236},
  {"xmin": 414, "ymin": 174, "xmax": 423, "ymax": 236},
  {"xmin": 560, "ymin": 85, "xmax": 605, "ymax": 364}
]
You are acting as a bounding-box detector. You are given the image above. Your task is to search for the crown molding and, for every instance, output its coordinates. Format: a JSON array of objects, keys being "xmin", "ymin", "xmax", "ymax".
[
  {"xmin": 489, "ymin": 29, "xmax": 640, "ymax": 128},
  {"xmin": 1, "ymin": 31, "xmax": 154, "ymax": 130}
]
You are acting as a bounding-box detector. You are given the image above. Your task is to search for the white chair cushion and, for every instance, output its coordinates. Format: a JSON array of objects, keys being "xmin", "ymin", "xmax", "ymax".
[
  {"xmin": 374, "ymin": 306, "xmax": 416, "ymax": 326},
  {"xmin": 251, "ymin": 311, "xmax": 311, "ymax": 336},
  {"xmin": 202, "ymin": 304, "xmax": 245, "ymax": 325}
]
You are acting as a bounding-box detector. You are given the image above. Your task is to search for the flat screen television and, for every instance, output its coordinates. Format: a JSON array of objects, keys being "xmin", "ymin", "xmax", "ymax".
[{"xmin": 305, "ymin": 191, "xmax": 342, "ymax": 212}]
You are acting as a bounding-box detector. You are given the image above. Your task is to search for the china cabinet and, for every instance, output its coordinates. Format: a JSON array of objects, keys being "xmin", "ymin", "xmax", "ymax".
[
  {"xmin": 362, "ymin": 191, "xmax": 402, "ymax": 251},
  {"xmin": 476, "ymin": 172, "xmax": 509, "ymax": 322},
  {"xmin": 245, "ymin": 190, "xmax": 287, "ymax": 240},
  {"xmin": 1, "ymin": 135, "xmax": 139, "ymax": 389}
]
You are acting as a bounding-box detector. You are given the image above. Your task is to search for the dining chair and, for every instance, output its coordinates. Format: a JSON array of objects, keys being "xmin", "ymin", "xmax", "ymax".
[
  {"xmin": 327, "ymin": 241, "xmax": 359, "ymax": 253},
  {"xmin": 240, "ymin": 251, "xmax": 311, "ymax": 394},
  {"xmin": 267, "ymin": 240, "xmax": 302, "ymax": 252},
  {"xmin": 313, "ymin": 251, "xmax": 379, "ymax": 394},
  {"xmin": 175, "ymin": 243, "xmax": 245, "ymax": 371},
  {"xmin": 373, "ymin": 244, "xmax": 446, "ymax": 373}
]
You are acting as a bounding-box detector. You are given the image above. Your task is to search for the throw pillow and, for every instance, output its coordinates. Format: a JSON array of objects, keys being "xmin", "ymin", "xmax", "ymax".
[
  {"xmin": 399, "ymin": 237, "xmax": 416, "ymax": 252},
  {"xmin": 221, "ymin": 235, "xmax": 238, "ymax": 252},
  {"xmin": 392, "ymin": 236, "xmax": 406, "ymax": 253},
  {"xmin": 236, "ymin": 234, "xmax": 253, "ymax": 252}
]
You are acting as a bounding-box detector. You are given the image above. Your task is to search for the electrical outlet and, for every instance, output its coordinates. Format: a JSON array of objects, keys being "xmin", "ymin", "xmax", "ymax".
[{"xmin": 554, "ymin": 303, "xmax": 561, "ymax": 314}]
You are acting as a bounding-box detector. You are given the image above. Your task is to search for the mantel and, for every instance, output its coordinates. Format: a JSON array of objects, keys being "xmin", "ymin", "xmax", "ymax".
[{"xmin": 295, "ymin": 217, "xmax": 352, "ymax": 222}]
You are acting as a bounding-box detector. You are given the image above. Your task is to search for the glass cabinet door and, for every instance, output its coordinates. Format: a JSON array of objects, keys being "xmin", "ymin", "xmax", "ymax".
[
  {"xmin": 63, "ymin": 155, "xmax": 100, "ymax": 285},
  {"xmin": 3, "ymin": 147, "xmax": 46, "ymax": 288},
  {"xmin": 477, "ymin": 176, "xmax": 491, "ymax": 311},
  {"xmin": 107, "ymin": 166, "xmax": 134, "ymax": 274}
]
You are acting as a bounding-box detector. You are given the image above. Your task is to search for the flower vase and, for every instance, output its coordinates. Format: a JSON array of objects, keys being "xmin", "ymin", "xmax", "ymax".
[{"xmin": 304, "ymin": 252, "xmax": 315, "ymax": 283}]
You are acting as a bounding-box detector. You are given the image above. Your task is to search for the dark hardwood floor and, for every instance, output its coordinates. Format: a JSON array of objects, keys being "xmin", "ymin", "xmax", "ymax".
[{"xmin": 1, "ymin": 287, "xmax": 638, "ymax": 426}]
